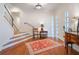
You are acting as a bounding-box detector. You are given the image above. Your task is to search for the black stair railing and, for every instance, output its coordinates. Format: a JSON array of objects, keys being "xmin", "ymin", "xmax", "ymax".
[
  {"xmin": 4, "ymin": 4, "xmax": 20, "ymax": 32},
  {"xmin": 24, "ymin": 22, "xmax": 35, "ymax": 39},
  {"xmin": 4, "ymin": 4, "xmax": 14, "ymax": 27},
  {"xmin": 4, "ymin": 4, "xmax": 36, "ymax": 39}
]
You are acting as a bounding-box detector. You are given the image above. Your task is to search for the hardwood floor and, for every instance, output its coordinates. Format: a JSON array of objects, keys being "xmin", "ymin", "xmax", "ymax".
[{"xmin": 0, "ymin": 38, "xmax": 79, "ymax": 55}]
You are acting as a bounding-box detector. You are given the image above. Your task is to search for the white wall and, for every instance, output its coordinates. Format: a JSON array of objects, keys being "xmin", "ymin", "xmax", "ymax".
[
  {"xmin": 55, "ymin": 3, "xmax": 79, "ymax": 40},
  {"xmin": 8, "ymin": 4, "xmax": 55, "ymax": 37},
  {"xmin": 55, "ymin": 3, "xmax": 79, "ymax": 52},
  {"xmin": 0, "ymin": 4, "xmax": 14, "ymax": 51},
  {"xmin": 0, "ymin": 4, "xmax": 55, "ymax": 51},
  {"xmin": 20, "ymin": 11, "xmax": 54, "ymax": 37},
  {"xmin": 1, "ymin": 3, "xmax": 79, "ymax": 52},
  {"xmin": 6, "ymin": 3, "xmax": 79, "ymax": 39}
]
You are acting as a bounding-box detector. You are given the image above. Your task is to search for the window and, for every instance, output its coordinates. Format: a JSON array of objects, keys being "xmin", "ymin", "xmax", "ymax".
[
  {"xmin": 52, "ymin": 16, "xmax": 54, "ymax": 37},
  {"xmin": 55, "ymin": 16, "xmax": 58, "ymax": 39},
  {"xmin": 64, "ymin": 11, "xmax": 70, "ymax": 32}
]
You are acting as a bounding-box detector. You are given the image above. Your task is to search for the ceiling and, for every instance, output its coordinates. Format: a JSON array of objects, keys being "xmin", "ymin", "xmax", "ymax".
[
  {"xmin": 8, "ymin": 3, "xmax": 79, "ymax": 16},
  {"xmin": 9, "ymin": 3, "xmax": 61, "ymax": 14}
]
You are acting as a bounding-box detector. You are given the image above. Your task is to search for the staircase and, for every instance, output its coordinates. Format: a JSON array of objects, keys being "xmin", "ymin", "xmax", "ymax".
[
  {"xmin": 0, "ymin": 4, "xmax": 35, "ymax": 51},
  {"xmin": 4, "ymin": 4, "xmax": 40, "ymax": 39}
]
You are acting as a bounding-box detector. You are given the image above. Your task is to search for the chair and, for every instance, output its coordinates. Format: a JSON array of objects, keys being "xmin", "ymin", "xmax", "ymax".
[{"xmin": 33, "ymin": 28, "xmax": 39, "ymax": 39}]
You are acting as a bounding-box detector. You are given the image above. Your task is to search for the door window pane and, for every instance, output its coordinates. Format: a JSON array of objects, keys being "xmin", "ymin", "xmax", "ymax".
[
  {"xmin": 55, "ymin": 16, "xmax": 58, "ymax": 39},
  {"xmin": 52, "ymin": 16, "xmax": 54, "ymax": 37},
  {"xmin": 64, "ymin": 11, "xmax": 70, "ymax": 32}
]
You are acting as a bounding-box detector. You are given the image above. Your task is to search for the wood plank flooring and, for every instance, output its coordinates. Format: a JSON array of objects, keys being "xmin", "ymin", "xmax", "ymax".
[{"xmin": 0, "ymin": 38, "xmax": 79, "ymax": 55}]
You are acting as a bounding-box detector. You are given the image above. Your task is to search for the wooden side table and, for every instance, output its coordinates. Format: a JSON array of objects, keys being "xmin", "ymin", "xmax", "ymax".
[{"xmin": 40, "ymin": 31, "xmax": 48, "ymax": 39}]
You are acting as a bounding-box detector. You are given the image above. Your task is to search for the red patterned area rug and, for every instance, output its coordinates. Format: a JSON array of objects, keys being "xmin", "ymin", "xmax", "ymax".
[{"xmin": 26, "ymin": 39, "xmax": 63, "ymax": 55}]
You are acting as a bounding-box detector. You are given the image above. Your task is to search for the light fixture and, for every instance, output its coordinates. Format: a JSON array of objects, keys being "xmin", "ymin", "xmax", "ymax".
[{"xmin": 35, "ymin": 3, "xmax": 42, "ymax": 9}]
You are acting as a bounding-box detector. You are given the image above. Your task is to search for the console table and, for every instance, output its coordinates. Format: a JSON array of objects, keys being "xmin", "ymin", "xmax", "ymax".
[{"xmin": 64, "ymin": 32, "xmax": 79, "ymax": 54}]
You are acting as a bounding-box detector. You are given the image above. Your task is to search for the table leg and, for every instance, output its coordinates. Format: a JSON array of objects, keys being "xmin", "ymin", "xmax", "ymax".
[{"xmin": 71, "ymin": 43, "xmax": 73, "ymax": 54}]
